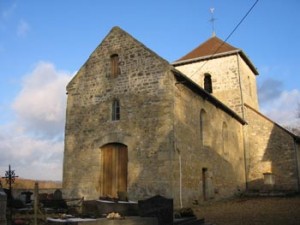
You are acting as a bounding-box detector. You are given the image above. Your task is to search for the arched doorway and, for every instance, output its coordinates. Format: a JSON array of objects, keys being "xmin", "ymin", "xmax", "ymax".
[{"xmin": 101, "ymin": 143, "xmax": 128, "ymax": 198}]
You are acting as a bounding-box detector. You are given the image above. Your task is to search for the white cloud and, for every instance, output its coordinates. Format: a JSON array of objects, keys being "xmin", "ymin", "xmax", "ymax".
[
  {"xmin": 0, "ymin": 62, "xmax": 72, "ymax": 181},
  {"xmin": 17, "ymin": 19, "xmax": 30, "ymax": 37},
  {"xmin": 0, "ymin": 127, "xmax": 64, "ymax": 180},
  {"xmin": 13, "ymin": 62, "xmax": 71, "ymax": 139},
  {"xmin": 260, "ymin": 89, "xmax": 300, "ymax": 128}
]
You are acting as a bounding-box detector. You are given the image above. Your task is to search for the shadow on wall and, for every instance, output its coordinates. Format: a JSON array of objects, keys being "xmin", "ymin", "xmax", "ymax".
[{"xmin": 247, "ymin": 121, "xmax": 300, "ymax": 193}]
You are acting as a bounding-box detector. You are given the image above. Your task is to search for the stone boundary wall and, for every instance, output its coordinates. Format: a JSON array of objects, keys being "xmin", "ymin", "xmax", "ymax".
[{"xmin": 244, "ymin": 104, "xmax": 299, "ymax": 191}]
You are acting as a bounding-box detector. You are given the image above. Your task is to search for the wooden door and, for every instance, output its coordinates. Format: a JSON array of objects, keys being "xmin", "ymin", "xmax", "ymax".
[{"xmin": 101, "ymin": 143, "xmax": 128, "ymax": 198}]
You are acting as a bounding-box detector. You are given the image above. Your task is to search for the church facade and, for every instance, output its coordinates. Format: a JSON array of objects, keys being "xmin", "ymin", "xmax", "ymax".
[{"xmin": 63, "ymin": 27, "xmax": 300, "ymax": 207}]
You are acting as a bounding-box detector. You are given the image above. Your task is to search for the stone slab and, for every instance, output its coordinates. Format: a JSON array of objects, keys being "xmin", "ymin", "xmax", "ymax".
[
  {"xmin": 82, "ymin": 200, "xmax": 139, "ymax": 217},
  {"xmin": 47, "ymin": 217, "xmax": 158, "ymax": 225}
]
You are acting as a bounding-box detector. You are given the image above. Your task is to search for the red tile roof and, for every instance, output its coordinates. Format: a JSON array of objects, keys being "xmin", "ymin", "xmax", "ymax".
[
  {"xmin": 177, "ymin": 36, "xmax": 238, "ymax": 61},
  {"xmin": 174, "ymin": 36, "xmax": 258, "ymax": 75}
]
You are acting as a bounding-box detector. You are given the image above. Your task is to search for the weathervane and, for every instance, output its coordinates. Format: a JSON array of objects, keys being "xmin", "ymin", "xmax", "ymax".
[{"xmin": 209, "ymin": 6, "xmax": 216, "ymax": 37}]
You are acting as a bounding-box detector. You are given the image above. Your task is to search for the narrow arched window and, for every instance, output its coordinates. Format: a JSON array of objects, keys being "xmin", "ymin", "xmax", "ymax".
[
  {"xmin": 204, "ymin": 73, "xmax": 213, "ymax": 93},
  {"xmin": 110, "ymin": 54, "xmax": 120, "ymax": 78},
  {"xmin": 248, "ymin": 76, "xmax": 252, "ymax": 97},
  {"xmin": 222, "ymin": 122, "xmax": 228, "ymax": 156},
  {"xmin": 112, "ymin": 99, "xmax": 120, "ymax": 121},
  {"xmin": 200, "ymin": 109, "xmax": 206, "ymax": 147}
]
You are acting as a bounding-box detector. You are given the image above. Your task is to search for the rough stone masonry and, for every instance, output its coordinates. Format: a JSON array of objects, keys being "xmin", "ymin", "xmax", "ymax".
[{"xmin": 63, "ymin": 26, "xmax": 300, "ymax": 208}]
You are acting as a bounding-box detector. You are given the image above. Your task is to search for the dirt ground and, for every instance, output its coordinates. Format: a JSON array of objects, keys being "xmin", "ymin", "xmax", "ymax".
[{"xmin": 193, "ymin": 196, "xmax": 300, "ymax": 225}]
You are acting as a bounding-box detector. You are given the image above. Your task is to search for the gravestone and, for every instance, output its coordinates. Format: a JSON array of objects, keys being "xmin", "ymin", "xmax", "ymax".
[
  {"xmin": 21, "ymin": 191, "xmax": 33, "ymax": 204},
  {"xmin": 138, "ymin": 195, "xmax": 173, "ymax": 225},
  {"xmin": 53, "ymin": 189, "xmax": 63, "ymax": 200},
  {"xmin": 0, "ymin": 188, "xmax": 7, "ymax": 225}
]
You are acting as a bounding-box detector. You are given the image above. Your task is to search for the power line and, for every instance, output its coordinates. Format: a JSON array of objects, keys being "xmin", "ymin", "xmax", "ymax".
[
  {"xmin": 223, "ymin": 0, "xmax": 259, "ymax": 46},
  {"xmin": 189, "ymin": 0, "xmax": 259, "ymax": 79}
]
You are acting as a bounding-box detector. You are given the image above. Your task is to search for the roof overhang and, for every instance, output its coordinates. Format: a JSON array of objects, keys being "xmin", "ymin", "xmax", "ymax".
[
  {"xmin": 244, "ymin": 103, "xmax": 300, "ymax": 143},
  {"xmin": 172, "ymin": 49, "xmax": 259, "ymax": 75}
]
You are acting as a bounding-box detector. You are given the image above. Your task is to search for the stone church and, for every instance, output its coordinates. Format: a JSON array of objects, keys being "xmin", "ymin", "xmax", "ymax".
[{"xmin": 62, "ymin": 26, "xmax": 300, "ymax": 207}]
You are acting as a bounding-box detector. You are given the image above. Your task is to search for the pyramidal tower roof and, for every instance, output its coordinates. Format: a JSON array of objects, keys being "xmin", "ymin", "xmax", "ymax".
[
  {"xmin": 178, "ymin": 36, "xmax": 237, "ymax": 61},
  {"xmin": 173, "ymin": 36, "xmax": 258, "ymax": 75}
]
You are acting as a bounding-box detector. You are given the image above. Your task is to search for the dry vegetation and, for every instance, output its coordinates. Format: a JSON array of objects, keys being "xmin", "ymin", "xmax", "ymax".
[
  {"xmin": 0, "ymin": 178, "xmax": 62, "ymax": 189},
  {"xmin": 289, "ymin": 127, "xmax": 300, "ymax": 136},
  {"xmin": 194, "ymin": 196, "xmax": 300, "ymax": 225}
]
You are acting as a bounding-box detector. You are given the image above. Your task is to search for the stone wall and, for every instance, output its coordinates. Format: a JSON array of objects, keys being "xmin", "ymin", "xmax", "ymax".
[
  {"xmin": 63, "ymin": 26, "xmax": 300, "ymax": 209},
  {"xmin": 174, "ymin": 54, "xmax": 259, "ymax": 118},
  {"xmin": 174, "ymin": 55, "xmax": 242, "ymax": 117},
  {"xmin": 296, "ymin": 141, "xmax": 300, "ymax": 189},
  {"xmin": 63, "ymin": 27, "xmax": 175, "ymax": 201},
  {"xmin": 171, "ymin": 82, "xmax": 246, "ymax": 207},
  {"xmin": 244, "ymin": 104, "xmax": 299, "ymax": 191},
  {"xmin": 237, "ymin": 55, "xmax": 259, "ymax": 111},
  {"xmin": 63, "ymin": 27, "xmax": 248, "ymax": 207}
]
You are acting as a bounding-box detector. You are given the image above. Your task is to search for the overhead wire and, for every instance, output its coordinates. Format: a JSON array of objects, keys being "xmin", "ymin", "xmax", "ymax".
[{"xmin": 188, "ymin": 0, "xmax": 260, "ymax": 79}]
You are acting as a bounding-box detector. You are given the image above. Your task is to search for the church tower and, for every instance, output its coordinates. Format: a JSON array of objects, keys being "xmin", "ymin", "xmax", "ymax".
[{"xmin": 172, "ymin": 36, "xmax": 259, "ymax": 118}]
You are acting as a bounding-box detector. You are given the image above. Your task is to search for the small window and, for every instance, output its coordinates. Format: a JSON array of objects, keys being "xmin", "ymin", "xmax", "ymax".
[
  {"xmin": 263, "ymin": 173, "xmax": 275, "ymax": 186},
  {"xmin": 110, "ymin": 54, "xmax": 120, "ymax": 77},
  {"xmin": 248, "ymin": 76, "xmax": 252, "ymax": 97},
  {"xmin": 204, "ymin": 73, "xmax": 213, "ymax": 93},
  {"xmin": 200, "ymin": 109, "xmax": 206, "ymax": 147},
  {"xmin": 112, "ymin": 99, "xmax": 120, "ymax": 121},
  {"xmin": 222, "ymin": 122, "xmax": 228, "ymax": 156}
]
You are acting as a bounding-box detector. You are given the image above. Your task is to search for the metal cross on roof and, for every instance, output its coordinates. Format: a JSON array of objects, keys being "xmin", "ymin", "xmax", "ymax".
[{"xmin": 209, "ymin": 7, "xmax": 216, "ymax": 37}]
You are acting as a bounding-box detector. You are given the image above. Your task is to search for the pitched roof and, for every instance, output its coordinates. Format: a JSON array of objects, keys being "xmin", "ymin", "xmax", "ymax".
[
  {"xmin": 173, "ymin": 36, "xmax": 259, "ymax": 75},
  {"xmin": 177, "ymin": 36, "xmax": 237, "ymax": 61}
]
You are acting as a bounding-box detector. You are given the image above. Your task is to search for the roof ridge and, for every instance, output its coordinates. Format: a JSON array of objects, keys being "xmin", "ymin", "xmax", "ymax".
[{"xmin": 176, "ymin": 36, "xmax": 238, "ymax": 62}]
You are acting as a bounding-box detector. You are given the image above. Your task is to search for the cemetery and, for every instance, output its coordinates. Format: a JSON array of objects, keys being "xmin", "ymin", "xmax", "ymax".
[{"xmin": 0, "ymin": 165, "xmax": 206, "ymax": 225}]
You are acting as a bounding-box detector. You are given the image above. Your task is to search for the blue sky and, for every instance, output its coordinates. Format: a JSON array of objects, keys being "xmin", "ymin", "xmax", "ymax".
[{"xmin": 0, "ymin": 0, "xmax": 299, "ymax": 180}]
